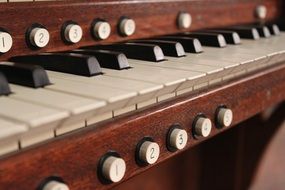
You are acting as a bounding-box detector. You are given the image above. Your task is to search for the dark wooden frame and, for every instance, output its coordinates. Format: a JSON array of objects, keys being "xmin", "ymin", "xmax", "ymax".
[
  {"xmin": 0, "ymin": 62, "xmax": 284, "ymax": 190},
  {"xmin": 0, "ymin": 0, "xmax": 281, "ymax": 60}
]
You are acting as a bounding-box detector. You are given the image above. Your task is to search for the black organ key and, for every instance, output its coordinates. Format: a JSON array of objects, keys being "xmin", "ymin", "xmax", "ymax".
[
  {"xmin": 10, "ymin": 53, "xmax": 102, "ymax": 77},
  {"xmin": 199, "ymin": 30, "xmax": 241, "ymax": 45},
  {"xmin": 265, "ymin": 23, "xmax": 280, "ymax": 36},
  {"xmin": 0, "ymin": 71, "xmax": 11, "ymax": 95},
  {"xmin": 177, "ymin": 32, "xmax": 227, "ymax": 47},
  {"xmin": 278, "ymin": 23, "xmax": 285, "ymax": 32},
  {"xmin": 69, "ymin": 49, "xmax": 130, "ymax": 70},
  {"xmin": 129, "ymin": 40, "xmax": 186, "ymax": 57},
  {"xmin": 250, "ymin": 25, "xmax": 271, "ymax": 38},
  {"xmin": 0, "ymin": 62, "xmax": 50, "ymax": 88},
  {"xmin": 83, "ymin": 43, "xmax": 165, "ymax": 62},
  {"xmin": 154, "ymin": 36, "xmax": 203, "ymax": 53},
  {"xmin": 219, "ymin": 27, "xmax": 260, "ymax": 40}
]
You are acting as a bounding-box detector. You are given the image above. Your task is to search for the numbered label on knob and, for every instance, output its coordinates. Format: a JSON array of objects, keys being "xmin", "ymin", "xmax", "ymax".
[
  {"xmin": 193, "ymin": 116, "xmax": 212, "ymax": 138},
  {"xmin": 119, "ymin": 18, "xmax": 136, "ymax": 36},
  {"xmin": 0, "ymin": 31, "xmax": 12, "ymax": 53},
  {"xmin": 93, "ymin": 21, "xmax": 111, "ymax": 40},
  {"xmin": 217, "ymin": 107, "xmax": 233, "ymax": 128},
  {"xmin": 29, "ymin": 27, "xmax": 50, "ymax": 48},
  {"xmin": 101, "ymin": 155, "xmax": 126, "ymax": 183},
  {"xmin": 168, "ymin": 126, "xmax": 188, "ymax": 151},
  {"xmin": 64, "ymin": 24, "xmax": 83, "ymax": 43},
  {"xmin": 137, "ymin": 139, "xmax": 160, "ymax": 165}
]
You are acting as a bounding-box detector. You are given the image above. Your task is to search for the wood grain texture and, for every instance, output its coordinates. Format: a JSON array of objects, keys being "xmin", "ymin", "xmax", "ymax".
[
  {"xmin": 112, "ymin": 108, "xmax": 285, "ymax": 190},
  {"xmin": 0, "ymin": 62, "xmax": 284, "ymax": 190},
  {"xmin": 0, "ymin": 0, "xmax": 281, "ymax": 60}
]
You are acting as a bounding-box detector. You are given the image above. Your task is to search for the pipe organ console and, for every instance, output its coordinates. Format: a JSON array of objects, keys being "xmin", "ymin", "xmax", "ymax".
[{"xmin": 0, "ymin": 0, "xmax": 284, "ymax": 190}]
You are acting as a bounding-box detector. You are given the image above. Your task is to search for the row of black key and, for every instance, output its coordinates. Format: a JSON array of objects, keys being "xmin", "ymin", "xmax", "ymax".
[{"xmin": 0, "ymin": 23, "xmax": 281, "ymax": 93}]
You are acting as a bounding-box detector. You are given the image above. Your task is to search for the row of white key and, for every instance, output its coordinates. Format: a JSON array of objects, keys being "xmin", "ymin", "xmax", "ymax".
[{"xmin": 1, "ymin": 33, "xmax": 285, "ymax": 156}]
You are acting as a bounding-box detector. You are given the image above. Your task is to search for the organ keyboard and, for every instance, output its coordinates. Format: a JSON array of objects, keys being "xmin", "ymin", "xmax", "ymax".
[{"xmin": 0, "ymin": 0, "xmax": 284, "ymax": 190}]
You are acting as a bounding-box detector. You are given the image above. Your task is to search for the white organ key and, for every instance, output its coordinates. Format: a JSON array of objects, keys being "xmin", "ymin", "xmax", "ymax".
[
  {"xmin": 0, "ymin": 97, "xmax": 68, "ymax": 147},
  {"xmin": 202, "ymin": 46, "xmax": 273, "ymax": 69},
  {"xmin": 130, "ymin": 59, "xmax": 224, "ymax": 84},
  {"xmin": 0, "ymin": 97, "xmax": 68, "ymax": 128},
  {"xmin": 215, "ymin": 35, "xmax": 285, "ymax": 58},
  {"xmin": 10, "ymin": 85, "xmax": 106, "ymax": 134},
  {"xmin": 203, "ymin": 46, "xmax": 267, "ymax": 61},
  {"xmin": 167, "ymin": 56, "xmax": 241, "ymax": 76},
  {"xmin": 0, "ymin": 31, "xmax": 13, "ymax": 53},
  {"xmin": 188, "ymin": 48, "xmax": 265, "ymax": 71},
  {"xmin": 0, "ymin": 118, "xmax": 27, "ymax": 155},
  {"xmin": 183, "ymin": 53, "xmax": 250, "ymax": 74},
  {"xmin": 0, "ymin": 118, "xmax": 27, "ymax": 141},
  {"xmin": 129, "ymin": 61, "xmax": 209, "ymax": 91},
  {"xmin": 240, "ymin": 39, "xmax": 285, "ymax": 62},
  {"xmin": 206, "ymin": 45, "xmax": 278, "ymax": 65},
  {"xmin": 47, "ymin": 71, "xmax": 163, "ymax": 106},
  {"xmin": 45, "ymin": 77, "xmax": 137, "ymax": 113},
  {"xmin": 103, "ymin": 61, "xmax": 206, "ymax": 97}
]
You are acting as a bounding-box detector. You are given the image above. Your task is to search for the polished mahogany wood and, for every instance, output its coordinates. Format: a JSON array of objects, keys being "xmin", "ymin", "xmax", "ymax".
[
  {"xmin": 113, "ymin": 107, "xmax": 285, "ymax": 190},
  {"xmin": 0, "ymin": 0, "xmax": 281, "ymax": 60},
  {"xmin": 0, "ymin": 62, "xmax": 284, "ymax": 190}
]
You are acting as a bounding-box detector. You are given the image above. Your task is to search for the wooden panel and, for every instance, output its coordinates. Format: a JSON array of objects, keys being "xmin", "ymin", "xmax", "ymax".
[
  {"xmin": 113, "ymin": 108, "xmax": 285, "ymax": 190},
  {"xmin": 0, "ymin": 0, "xmax": 281, "ymax": 60},
  {"xmin": 0, "ymin": 62, "xmax": 284, "ymax": 190}
]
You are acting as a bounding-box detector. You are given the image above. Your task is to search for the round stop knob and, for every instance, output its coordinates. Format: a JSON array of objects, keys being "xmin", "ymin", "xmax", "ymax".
[
  {"xmin": 137, "ymin": 139, "xmax": 160, "ymax": 165},
  {"xmin": 119, "ymin": 18, "xmax": 136, "ymax": 36},
  {"xmin": 256, "ymin": 5, "xmax": 267, "ymax": 20},
  {"xmin": 42, "ymin": 180, "xmax": 69, "ymax": 190},
  {"xmin": 101, "ymin": 155, "xmax": 126, "ymax": 183},
  {"xmin": 168, "ymin": 127, "xmax": 188, "ymax": 151},
  {"xmin": 217, "ymin": 107, "xmax": 233, "ymax": 128},
  {"xmin": 193, "ymin": 116, "xmax": 212, "ymax": 138},
  {"xmin": 177, "ymin": 12, "xmax": 192, "ymax": 29}
]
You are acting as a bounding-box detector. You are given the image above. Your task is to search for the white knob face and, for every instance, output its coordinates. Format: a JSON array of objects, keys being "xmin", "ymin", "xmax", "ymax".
[
  {"xmin": 119, "ymin": 18, "xmax": 136, "ymax": 36},
  {"xmin": 169, "ymin": 128, "xmax": 188, "ymax": 150},
  {"xmin": 256, "ymin": 5, "xmax": 267, "ymax": 19},
  {"xmin": 29, "ymin": 27, "xmax": 50, "ymax": 48},
  {"xmin": 0, "ymin": 32, "xmax": 12, "ymax": 53},
  {"xmin": 195, "ymin": 117, "xmax": 212, "ymax": 137},
  {"xmin": 42, "ymin": 181, "xmax": 69, "ymax": 190},
  {"xmin": 217, "ymin": 108, "xmax": 233, "ymax": 127},
  {"xmin": 94, "ymin": 21, "xmax": 111, "ymax": 40},
  {"xmin": 139, "ymin": 141, "xmax": 160, "ymax": 164},
  {"xmin": 102, "ymin": 156, "xmax": 126, "ymax": 183},
  {"xmin": 64, "ymin": 24, "xmax": 83, "ymax": 43},
  {"xmin": 178, "ymin": 12, "xmax": 192, "ymax": 29}
]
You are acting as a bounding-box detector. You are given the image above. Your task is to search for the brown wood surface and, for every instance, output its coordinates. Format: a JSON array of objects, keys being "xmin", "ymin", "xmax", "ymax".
[
  {"xmin": 0, "ymin": 0, "xmax": 281, "ymax": 60},
  {"xmin": 0, "ymin": 61, "xmax": 284, "ymax": 190},
  {"xmin": 112, "ymin": 107, "xmax": 285, "ymax": 190}
]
